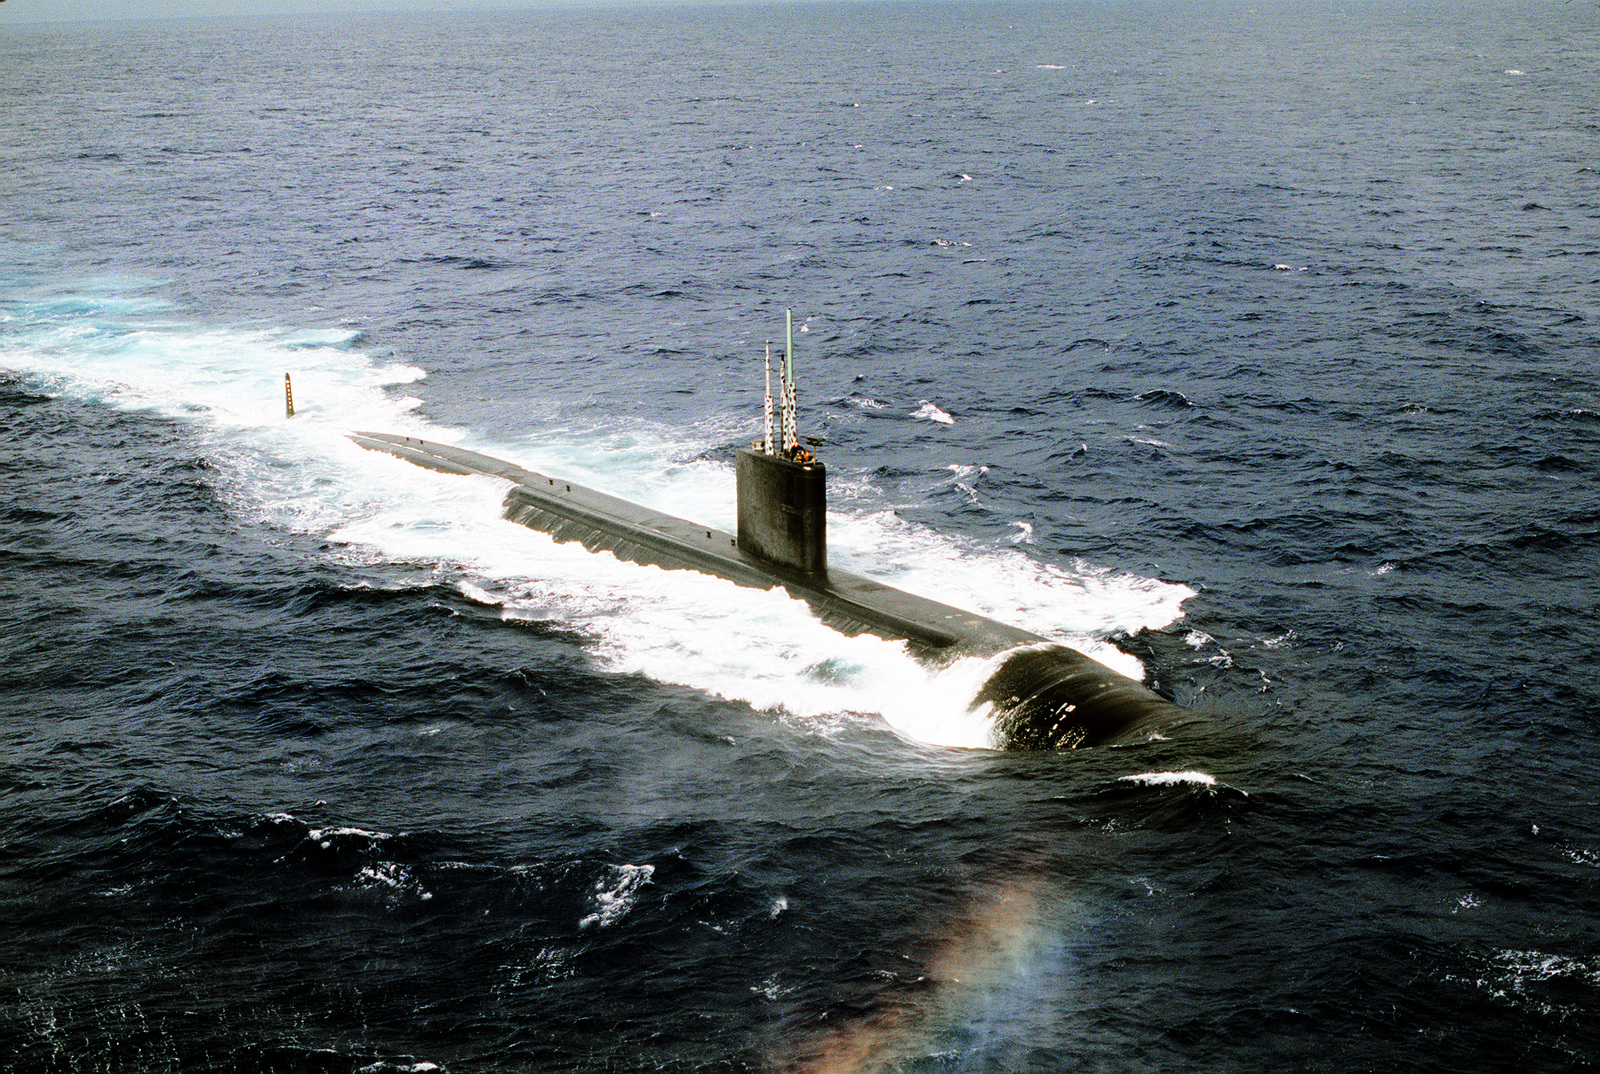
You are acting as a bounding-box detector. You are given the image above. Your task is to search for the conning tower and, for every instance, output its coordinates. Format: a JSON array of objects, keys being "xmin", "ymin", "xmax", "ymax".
[{"xmin": 735, "ymin": 309, "xmax": 826, "ymax": 576}]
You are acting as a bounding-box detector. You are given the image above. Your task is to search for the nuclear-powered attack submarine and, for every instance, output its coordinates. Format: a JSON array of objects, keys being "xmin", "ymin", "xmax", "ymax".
[{"xmin": 348, "ymin": 314, "xmax": 1196, "ymax": 750}]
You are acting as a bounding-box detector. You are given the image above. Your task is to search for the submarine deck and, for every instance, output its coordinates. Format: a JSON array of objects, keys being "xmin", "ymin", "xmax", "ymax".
[{"xmin": 349, "ymin": 431, "xmax": 1045, "ymax": 659}]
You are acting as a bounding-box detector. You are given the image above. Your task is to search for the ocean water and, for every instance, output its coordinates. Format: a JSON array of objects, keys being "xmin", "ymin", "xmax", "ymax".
[{"xmin": 2, "ymin": 1, "xmax": 1597, "ymax": 1070}]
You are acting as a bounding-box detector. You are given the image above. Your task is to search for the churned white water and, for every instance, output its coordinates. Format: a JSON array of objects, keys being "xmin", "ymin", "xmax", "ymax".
[{"xmin": 3, "ymin": 283, "xmax": 1190, "ymax": 749}]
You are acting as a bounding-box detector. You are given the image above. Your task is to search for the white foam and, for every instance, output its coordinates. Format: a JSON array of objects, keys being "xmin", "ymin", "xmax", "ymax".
[
  {"xmin": 307, "ymin": 825, "xmax": 392, "ymax": 844},
  {"xmin": 1118, "ymin": 770, "xmax": 1217, "ymax": 788},
  {"xmin": 580, "ymin": 863, "xmax": 655, "ymax": 929},
  {"xmin": 357, "ymin": 863, "xmax": 433, "ymax": 901},
  {"xmin": 1, "ymin": 283, "xmax": 1195, "ymax": 750},
  {"xmin": 358, "ymin": 863, "xmax": 406, "ymax": 889},
  {"xmin": 1491, "ymin": 949, "xmax": 1600, "ymax": 987}
]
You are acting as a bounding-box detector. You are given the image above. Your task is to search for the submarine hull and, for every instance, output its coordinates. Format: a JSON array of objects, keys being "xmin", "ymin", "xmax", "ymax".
[{"xmin": 349, "ymin": 431, "xmax": 1190, "ymax": 749}]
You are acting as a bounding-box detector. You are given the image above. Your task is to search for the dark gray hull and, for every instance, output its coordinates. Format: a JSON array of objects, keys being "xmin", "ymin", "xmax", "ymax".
[{"xmin": 350, "ymin": 431, "xmax": 1193, "ymax": 749}]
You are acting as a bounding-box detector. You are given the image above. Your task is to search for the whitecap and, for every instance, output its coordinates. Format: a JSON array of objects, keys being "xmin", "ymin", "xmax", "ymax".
[
  {"xmin": 580, "ymin": 863, "xmax": 655, "ymax": 929},
  {"xmin": 457, "ymin": 581, "xmax": 503, "ymax": 606},
  {"xmin": 306, "ymin": 825, "xmax": 391, "ymax": 841},
  {"xmin": 1119, "ymin": 770, "xmax": 1218, "ymax": 788},
  {"xmin": 1490, "ymin": 948, "xmax": 1600, "ymax": 988},
  {"xmin": 358, "ymin": 863, "xmax": 408, "ymax": 889},
  {"xmin": 913, "ymin": 400, "xmax": 954, "ymax": 424},
  {"xmin": 752, "ymin": 976, "xmax": 790, "ymax": 1000}
]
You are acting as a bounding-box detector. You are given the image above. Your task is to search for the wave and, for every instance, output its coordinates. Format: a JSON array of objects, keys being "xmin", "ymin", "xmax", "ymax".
[
  {"xmin": 1118, "ymin": 770, "xmax": 1220, "ymax": 788},
  {"xmin": 580, "ymin": 863, "xmax": 656, "ymax": 929},
  {"xmin": 913, "ymin": 399, "xmax": 954, "ymax": 424}
]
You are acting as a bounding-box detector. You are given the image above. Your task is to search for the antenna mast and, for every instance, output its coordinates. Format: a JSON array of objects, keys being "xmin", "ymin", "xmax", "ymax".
[
  {"xmin": 762, "ymin": 341, "xmax": 775, "ymax": 454},
  {"xmin": 781, "ymin": 308, "xmax": 798, "ymax": 454}
]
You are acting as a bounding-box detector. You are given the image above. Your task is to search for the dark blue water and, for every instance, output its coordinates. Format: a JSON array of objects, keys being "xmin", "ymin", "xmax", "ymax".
[{"xmin": 3, "ymin": 2, "xmax": 1598, "ymax": 1070}]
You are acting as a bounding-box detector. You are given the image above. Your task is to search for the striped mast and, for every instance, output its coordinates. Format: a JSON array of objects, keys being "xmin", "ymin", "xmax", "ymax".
[
  {"xmin": 781, "ymin": 308, "xmax": 798, "ymax": 454},
  {"xmin": 762, "ymin": 340, "xmax": 776, "ymax": 454}
]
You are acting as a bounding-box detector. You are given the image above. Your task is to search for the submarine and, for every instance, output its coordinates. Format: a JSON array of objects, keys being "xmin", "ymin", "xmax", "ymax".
[{"xmin": 348, "ymin": 313, "xmax": 1195, "ymax": 750}]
